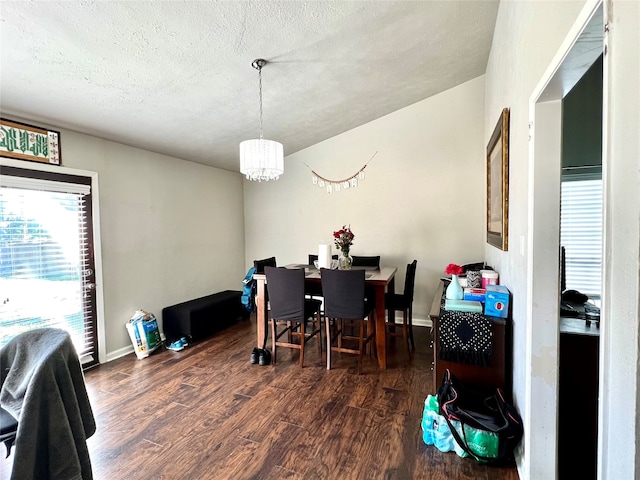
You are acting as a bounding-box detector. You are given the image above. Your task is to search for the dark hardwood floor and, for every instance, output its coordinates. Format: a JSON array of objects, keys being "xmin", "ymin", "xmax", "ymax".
[{"xmin": 1, "ymin": 316, "xmax": 520, "ymax": 479}]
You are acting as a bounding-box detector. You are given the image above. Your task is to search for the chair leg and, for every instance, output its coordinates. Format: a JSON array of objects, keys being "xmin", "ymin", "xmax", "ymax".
[
  {"xmin": 299, "ymin": 320, "xmax": 305, "ymax": 367},
  {"xmin": 271, "ymin": 320, "xmax": 277, "ymax": 365},
  {"xmin": 357, "ymin": 319, "xmax": 365, "ymax": 375},
  {"xmin": 371, "ymin": 311, "xmax": 377, "ymax": 358},
  {"xmin": 408, "ymin": 306, "xmax": 415, "ymax": 350},
  {"xmin": 387, "ymin": 308, "xmax": 396, "ymax": 335},
  {"xmin": 403, "ymin": 310, "xmax": 412, "ymax": 358},
  {"xmin": 316, "ymin": 311, "xmax": 322, "ymax": 356},
  {"xmin": 325, "ymin": 317, "xmax": 332, "ymax": 370}
]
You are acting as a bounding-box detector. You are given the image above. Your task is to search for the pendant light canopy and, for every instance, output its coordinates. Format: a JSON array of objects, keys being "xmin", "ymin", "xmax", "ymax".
[{"xmin": 239, "ymin": 59, "xmax": 284, "ymax": 182}]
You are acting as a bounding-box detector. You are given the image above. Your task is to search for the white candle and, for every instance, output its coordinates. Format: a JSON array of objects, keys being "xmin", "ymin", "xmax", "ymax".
[{"xmin": 318, "ymin": 244, "xmax": 332, "ymax": 269}]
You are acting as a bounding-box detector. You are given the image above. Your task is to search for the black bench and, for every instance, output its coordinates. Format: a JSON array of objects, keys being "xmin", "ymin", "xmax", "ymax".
[{"xmin": 162, "ymin": 290, "xmax": 249, "ymax": 344}]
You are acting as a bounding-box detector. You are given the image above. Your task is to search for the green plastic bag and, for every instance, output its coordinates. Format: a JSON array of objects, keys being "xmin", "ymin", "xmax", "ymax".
[{"xmin": 460, "ymin": 424, "xmax": 500, "ymax": 459}]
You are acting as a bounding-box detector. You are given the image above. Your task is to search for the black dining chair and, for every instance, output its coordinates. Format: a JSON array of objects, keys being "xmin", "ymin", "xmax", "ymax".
[
  {"xmin": 351, "ymin": 255, "xmax": 381, "ymax": 305},
  {"xmin": 264, "ymin": 267, "xmax": 323, "ymax": 367},
  {"xmin": 321, "ymin": 268, "xmax": 376, "ymax": 374},
  {"xmin": 0, "ymin": 405, "xmax": 17, "ymax": 458},
  {"xmin": 253, "ymin": 256, "xmax": 277, "ymax": 273},
  {"xmin": 351, "ymin": 255, "xmax": 381, "ymax": 269},
  {"xmin": 253, "ymin": 256, "xmax": 277, "ymax": 304},
  {"xmin": 385, "ymin": 259, "xmax": 418, "ymax": 356},
  {"xmin": 306, "ymin": 254, "xmax": 338, "ymax": 302}
]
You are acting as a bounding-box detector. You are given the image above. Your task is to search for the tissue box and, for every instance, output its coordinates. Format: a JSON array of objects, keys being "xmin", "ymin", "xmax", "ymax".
[
  {"xmin": 463, "ymin": 288, "xmax": 486, "ymax": 302},
  {"xmin": 484, "ymin": 285, "xmax": 510, "ymax": 318}
]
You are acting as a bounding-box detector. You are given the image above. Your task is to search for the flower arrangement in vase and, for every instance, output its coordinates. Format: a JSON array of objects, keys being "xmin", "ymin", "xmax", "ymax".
[
  {"xmin": 333, "ymin": 225, "xmax": 354, "ymax": 270},
  {"xmin": 445, "ymin": 263, "xmax": 464, "ymax": 300}
]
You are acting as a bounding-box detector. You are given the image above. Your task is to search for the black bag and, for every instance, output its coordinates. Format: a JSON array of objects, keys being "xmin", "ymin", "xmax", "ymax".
[{"xmin": 437, "ymin": 369, "xmax": 523, "ymax": 465}]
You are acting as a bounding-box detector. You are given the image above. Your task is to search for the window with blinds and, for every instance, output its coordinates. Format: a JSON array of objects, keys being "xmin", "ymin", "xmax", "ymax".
[
  {"xmin": 0, "ymin": 166, "xmax": 98, "ymax": 368},
  {"xmin": 560, "ymin": 177, "xmax": 603, "ymax": 298}
]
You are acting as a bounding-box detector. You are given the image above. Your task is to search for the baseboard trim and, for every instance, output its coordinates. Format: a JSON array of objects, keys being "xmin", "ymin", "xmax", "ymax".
[
  {"xmin": 391, "ymin": 314, "xmax": 432, "ymax": 328},
  {"xmin": 106, "ymin": 345, "xmax": 134, "ymax": 362},
  {"xmin": 105, "ymin": 333, "xmax": 167, "ymax": 363}
]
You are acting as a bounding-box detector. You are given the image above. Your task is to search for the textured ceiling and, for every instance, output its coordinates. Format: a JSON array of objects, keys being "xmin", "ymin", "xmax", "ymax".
[{"xmin": 0, "ymin": 1, "xmax": 499, "ymax": 173}]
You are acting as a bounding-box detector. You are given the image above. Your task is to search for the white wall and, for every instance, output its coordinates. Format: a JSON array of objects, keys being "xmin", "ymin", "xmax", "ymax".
[
  {"xmin": 2, "ymin": 125, "xmax": 246, "ymax": 359},
  {"xmin": 244, "ymin": 76, "xmax": 486, "ymax": 323},
  {"xmin": 486, "ymin": 0, "xmax": 640, "ymax": 478},
  {"xmin": 485, "ymin": 2, "xmax": 588, "ymax": 477}
]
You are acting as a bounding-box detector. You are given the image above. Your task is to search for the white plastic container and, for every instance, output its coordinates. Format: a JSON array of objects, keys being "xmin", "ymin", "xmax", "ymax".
[{"xmin": 481, "ymin": 270, "xmax": 499, "ymax": 289}]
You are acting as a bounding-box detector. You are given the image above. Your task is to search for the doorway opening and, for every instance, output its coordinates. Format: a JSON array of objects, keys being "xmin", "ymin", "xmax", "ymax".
[{"xmin": 527, "ymin": 1, "xmax": 604, "ymax": 478}]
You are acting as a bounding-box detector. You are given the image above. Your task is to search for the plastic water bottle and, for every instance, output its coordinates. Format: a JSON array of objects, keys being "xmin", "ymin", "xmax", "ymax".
[
  {"xmin": 421, "ymin": 395, "xmax": 439, "ymax": 445},
  {"xmin": 421, "ymin": 395, "xmax": 468, "ymax": 457}
]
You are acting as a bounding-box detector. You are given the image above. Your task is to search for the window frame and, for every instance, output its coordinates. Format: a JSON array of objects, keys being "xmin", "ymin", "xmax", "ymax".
[{"xmin": 1, "ymin": 163, "xmax": 102, "ymax": 368}]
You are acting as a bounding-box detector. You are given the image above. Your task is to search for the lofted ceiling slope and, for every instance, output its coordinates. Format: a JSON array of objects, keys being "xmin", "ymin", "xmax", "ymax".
[{"xmin": 0, "ymin": 1, "xmax": 499, "ymax": 172}]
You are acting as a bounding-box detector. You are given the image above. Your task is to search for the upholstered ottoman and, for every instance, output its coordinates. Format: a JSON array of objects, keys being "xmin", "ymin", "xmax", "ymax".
[{"xmin": 162, "ymin": 290, "xmax": 249, "ymax": 344}]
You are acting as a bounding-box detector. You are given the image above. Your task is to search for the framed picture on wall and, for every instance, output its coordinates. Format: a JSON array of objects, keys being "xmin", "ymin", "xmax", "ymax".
[
  {"xmin": 486, "ymin": 108, "xmax": 509, "ymax": 250},
  {"xmin": 0, "ymin": 118, "xmax": 61, "ymax": 165}
]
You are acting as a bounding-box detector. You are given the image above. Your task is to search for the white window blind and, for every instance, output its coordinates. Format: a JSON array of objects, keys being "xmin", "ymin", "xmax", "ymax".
[
  {"xmin": 560, "ymin": 177, "xmax": 603, "ymax": 297},
  {"xmin": 0, "ymin": 171, "xmax": 97, "ymax": 366}
]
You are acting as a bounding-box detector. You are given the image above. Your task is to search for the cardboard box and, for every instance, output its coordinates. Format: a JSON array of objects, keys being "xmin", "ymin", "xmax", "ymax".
[
  {"xmin": 463, "ymin": 288, "xmax": 486, "ymax": 302},
  {"xmin": 484, "ymin": 285, "xmax": 510, "ymax": 318}
]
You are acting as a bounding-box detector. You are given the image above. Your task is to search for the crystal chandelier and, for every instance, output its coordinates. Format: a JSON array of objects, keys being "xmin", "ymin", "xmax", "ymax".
[{"xmin": 239, "ymin": 59, "xmax": 284, "ymax": 182}]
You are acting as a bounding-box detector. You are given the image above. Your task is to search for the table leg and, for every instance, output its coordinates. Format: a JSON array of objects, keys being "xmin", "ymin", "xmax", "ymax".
[
  {"xmin": 374, "ymin": 278, "xmax": 393, "ymax": 369},
  {"xmin": 256, "ymin": 277, "xmax": 266, "ymax": 348}
]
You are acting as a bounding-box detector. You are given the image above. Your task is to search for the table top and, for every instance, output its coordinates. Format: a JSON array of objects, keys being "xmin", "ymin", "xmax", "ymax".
[
  {"xmin": 559, "ymin": 317, "xmax": 600, "ymax": 336},
  {"xmin": 253, "ymin": 265, "xmax": 397, "ymax": 284}
]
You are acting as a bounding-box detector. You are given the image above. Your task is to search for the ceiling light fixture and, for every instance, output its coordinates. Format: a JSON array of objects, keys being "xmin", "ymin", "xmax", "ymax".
[{"xmin": 239, "ymin": 59, "xmax": 283, "ymax": 182}]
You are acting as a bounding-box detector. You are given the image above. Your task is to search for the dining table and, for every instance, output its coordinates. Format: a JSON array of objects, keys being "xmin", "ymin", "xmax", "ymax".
[{"xmin": 253, "ymin": 264, "xmax": 397, "ymax": 369}]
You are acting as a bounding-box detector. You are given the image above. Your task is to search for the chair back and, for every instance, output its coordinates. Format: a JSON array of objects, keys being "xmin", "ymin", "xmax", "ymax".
[
  {"xmin": 351, "ymin": 255, "xmax": 380, "ymax": 269},
  {"xmin": 264, "ymin": 267, "xmax": 305, "ymax": 321},
  {"xmin": 321, "ymin": 269, "xmax": 366, "ymax": 319},
  {"xmin": 254, "ymin": 256, "xmax": 277, "ymax": 273},
  {"xmin": 404, "ymin": 260, "xmax": 418, "ymax": 302}
]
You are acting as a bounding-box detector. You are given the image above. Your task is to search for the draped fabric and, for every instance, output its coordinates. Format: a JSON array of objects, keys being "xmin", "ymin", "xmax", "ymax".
[
  {"xmin": 438, "ymin": 292, "xmax": 493, "ymax": 366},
  {"xmin": 1, "ymin": 328, "xmax": 96, "ymax": 480}
]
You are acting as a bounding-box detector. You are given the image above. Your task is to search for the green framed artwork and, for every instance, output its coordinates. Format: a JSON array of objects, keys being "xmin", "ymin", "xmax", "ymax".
[{"xmin": 0, "ymin": 118, "xmax": 61, "ymax": 165}]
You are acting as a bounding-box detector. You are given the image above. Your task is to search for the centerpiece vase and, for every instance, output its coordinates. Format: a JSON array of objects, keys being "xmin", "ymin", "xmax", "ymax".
[
  {"xmin": 446, "ymin": 274, "xmax": 464, "ymax": 300},
  {"xmin": 339, "ymin": 248, "xmax": 353, "ymax": 270}
]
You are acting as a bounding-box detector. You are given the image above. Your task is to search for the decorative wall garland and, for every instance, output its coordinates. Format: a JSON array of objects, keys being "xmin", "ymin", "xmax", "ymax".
[{"xmin": 303, "ymin": 151, "xmax": 377, "ymax": 193}]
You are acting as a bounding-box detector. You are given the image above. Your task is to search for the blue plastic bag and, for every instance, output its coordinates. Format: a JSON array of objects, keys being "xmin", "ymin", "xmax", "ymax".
[{"xmin": 241, "ymin": 267, "xmax": 257, "ymax": 312}]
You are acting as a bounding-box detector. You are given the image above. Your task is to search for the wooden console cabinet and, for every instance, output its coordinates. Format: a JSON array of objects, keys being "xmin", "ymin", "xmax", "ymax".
[{"xmin": 429, "ymin": 282, "xmax": 512, "ymax": 396}]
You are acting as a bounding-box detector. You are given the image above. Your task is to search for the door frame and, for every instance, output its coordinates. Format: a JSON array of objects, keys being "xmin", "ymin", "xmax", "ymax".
[
  {"xmin": 0, "ymin": 157, "xmax": 106, "ymax": 364},
  {"xmin": 527, "ymin": 0, "xmax": 605, "ymax": 478}
]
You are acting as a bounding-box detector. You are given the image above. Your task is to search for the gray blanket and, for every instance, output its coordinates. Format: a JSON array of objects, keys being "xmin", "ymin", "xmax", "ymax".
[{"xmin": 0, "ymin": 328, "xmax": 96, "ymax": 480}]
